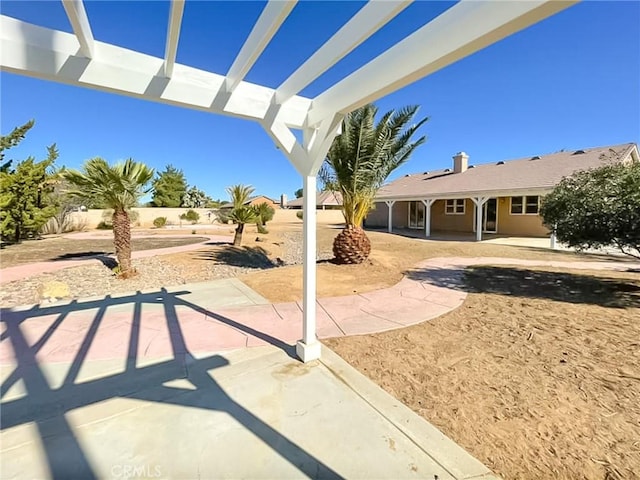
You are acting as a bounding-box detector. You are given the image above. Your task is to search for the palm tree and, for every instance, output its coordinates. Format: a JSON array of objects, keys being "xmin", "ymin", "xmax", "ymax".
[
  {"xmin": 322, "ymin": 104, "xmax": 428, "ymax": 264},
  {"xmin": 225, "ymin": 184, "xmax": 258, "ymax": 246},
  {"xmin": 64, "ymin": 158, "xmax": 154, "ymax": 278}
]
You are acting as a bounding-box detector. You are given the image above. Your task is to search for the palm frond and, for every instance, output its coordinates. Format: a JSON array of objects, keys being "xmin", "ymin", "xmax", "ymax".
[{"xmin": 324, "ymin": 103, "xmax": 428, "ymax": 226}]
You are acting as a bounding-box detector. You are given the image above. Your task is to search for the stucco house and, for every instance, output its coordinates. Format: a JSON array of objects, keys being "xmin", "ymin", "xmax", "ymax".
[
  {"xmin": 285, "ymin": 191, "xmax": 343, "ymax": 210},
  {"xmin": 219, "ymin": 195, "xmax": 281, "ymax": 210},
  {"xmin": 366, "ymin": 143, "xmax": 639, "ymax": 240}
]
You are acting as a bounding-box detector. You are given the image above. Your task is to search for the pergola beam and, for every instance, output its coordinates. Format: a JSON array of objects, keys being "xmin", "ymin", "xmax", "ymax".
[
  {"xmin": 307, "ymin": 0, "xmax": 577, "ymax": 125},
  {"xmin": 0, "ymin": 15, "xmax": 311, "ymax": 128},
  {"xmin": 276, "ymin": 0, "xmax": 411, "ymax": 103},
  {"xmin": 163, "ymin": 0, "xmax": 185, "ymax": 78},
  {"xmin": 226, "ymin": 0, "xmax": 297, "ymax": 92},
  {"xmin": 61, "ymin": 0, "xmax": 94, "ymax": 58}
]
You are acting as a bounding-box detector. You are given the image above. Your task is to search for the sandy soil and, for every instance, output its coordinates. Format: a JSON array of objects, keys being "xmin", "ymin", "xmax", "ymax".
[
  {"xmin": 231, "ymin": 223, "xmax": 628, "ymax": 302},
  {"xmin": 325, "ymin": 266, "xmax": 640, "ymax": 480}
]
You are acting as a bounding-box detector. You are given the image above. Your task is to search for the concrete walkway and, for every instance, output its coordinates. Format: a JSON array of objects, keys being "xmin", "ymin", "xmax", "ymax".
[
  {"xmin": 0, "ymin": 234, "xmax": 232, "ymax": 284},
  {"xmin": 1, "ymin": 255, "xmax": 637, "ymax": 479}
]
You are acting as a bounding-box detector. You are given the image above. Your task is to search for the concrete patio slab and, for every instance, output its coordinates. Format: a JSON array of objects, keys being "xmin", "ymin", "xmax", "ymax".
[{"xmin": 0, "ymin": 345, "xmax": 497, "ymax": 480}]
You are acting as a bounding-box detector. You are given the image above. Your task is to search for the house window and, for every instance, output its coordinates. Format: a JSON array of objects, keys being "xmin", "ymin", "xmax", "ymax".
[
  {"xmin": 445, "ymin": 199, "xmax": 465, "ymax": 215},
  {"xmin": 510, "ymin": 195, "xmax": 540, "ymax": 215}
]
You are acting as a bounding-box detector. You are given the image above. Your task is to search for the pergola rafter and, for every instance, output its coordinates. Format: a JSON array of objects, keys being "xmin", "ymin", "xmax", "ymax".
[
  {"xmin": 162, "ymin": 0, "xmax": 185, "ymax": 78},
  {"xmin": 226, "ymin": 0, "xmax": 296, "ymax": 92},
  {"xmin": 0, "ymin": 0, "xmax": 578, "ymax": 362},
  {"xmin": 275, "ymin": 0, "xmax": 411, "ymax": 104},
  {"xmin": 307, "ymin": 0, "xmax": 577, "ymax": 125},
  {"xmin": 61, "ymin": 0, "xmax": 94, "ymax": 58}
]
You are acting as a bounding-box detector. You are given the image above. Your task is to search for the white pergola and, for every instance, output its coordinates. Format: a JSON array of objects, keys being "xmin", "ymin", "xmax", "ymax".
[{"xmin": 1, "ymin": 0, "xmax": 577, "ymax": 362}]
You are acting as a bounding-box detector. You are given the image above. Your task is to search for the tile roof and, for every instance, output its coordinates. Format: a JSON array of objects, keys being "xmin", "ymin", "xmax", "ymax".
[
  {"xmin": 286, "ymin": 191, "xmax": 343, "ymax": 208},
  {"xmin": 375, "ymin": 143, "xmax": 637, "ymax": 200}
]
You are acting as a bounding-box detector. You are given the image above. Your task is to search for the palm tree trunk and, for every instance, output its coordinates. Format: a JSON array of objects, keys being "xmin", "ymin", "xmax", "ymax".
[
  {"xmin": 234, "ymin": 223, "xmax": 245, "ymax": 246},
  {"xmin": 112, "ymin": 207, "xmax": 134, "ymax": 277}
]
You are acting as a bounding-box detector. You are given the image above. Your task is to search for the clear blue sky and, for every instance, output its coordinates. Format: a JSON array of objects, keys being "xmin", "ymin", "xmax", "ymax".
[{"xmin": 1, "ymin": 1, "xmax": 639, "ymax": 202}]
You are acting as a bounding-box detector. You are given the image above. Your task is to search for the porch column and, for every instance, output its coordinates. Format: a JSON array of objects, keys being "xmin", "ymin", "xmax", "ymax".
[
  {"xmin": 421, "ymin": 199, "xmax": 435, "ymax": 238},
  {"xmin": 297, "ymin": 174, "xmax": 321, "ymax": 362},
  {"xmin": 550, "ymin": 224, "xmax": 557, "ymax": 249},
  {"xmin": 385, "ymin": 200, "xmax": 396, "ymax": 233},
  {"xmin": 471, "ymin": 196, "xmax": 489, "ymax": 241}
]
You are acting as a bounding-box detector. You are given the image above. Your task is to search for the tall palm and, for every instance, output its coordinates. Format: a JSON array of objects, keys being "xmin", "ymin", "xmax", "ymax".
[
  {"xmin": 64, "ymin": 158, "xmax": 154, "ymax": 277},
  {"xmin": 322, "ymin": 104, "xmax": 427, "ymax": 264},
  {"xmin": 226, "ymin": 184, "xmax": 258, "ymax": 246}
]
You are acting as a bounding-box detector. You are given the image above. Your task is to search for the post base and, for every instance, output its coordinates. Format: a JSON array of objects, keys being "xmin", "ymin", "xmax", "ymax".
[{"xmin": 296, "ymin": 340, "xmax": 321, "ymax": 363}]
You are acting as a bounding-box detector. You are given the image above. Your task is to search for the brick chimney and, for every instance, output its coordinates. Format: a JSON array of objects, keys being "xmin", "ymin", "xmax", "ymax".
[{"xmin": 453, "ymin": 152, "xmax": 469, "ymax": 173}]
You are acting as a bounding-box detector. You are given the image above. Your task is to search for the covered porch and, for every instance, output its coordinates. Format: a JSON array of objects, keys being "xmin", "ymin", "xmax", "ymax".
[{"xmin": 369, "ymin": 196, "xmax": 554, "ymax": 245}]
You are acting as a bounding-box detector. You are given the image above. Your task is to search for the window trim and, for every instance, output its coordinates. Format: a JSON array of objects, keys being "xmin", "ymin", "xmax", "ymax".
[
  {"xmin": 510, "ymin": 195, "xmax": 540, "ymax": 215},
  {"xmin": 445, "ymin": 198, "xmax": 466, "ymax": 215}
]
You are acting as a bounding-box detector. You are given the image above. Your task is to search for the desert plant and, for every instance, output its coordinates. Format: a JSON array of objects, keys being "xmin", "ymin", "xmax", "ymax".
[
  {"xmin": 96, "ymin": 221, "xmax": 113, "ymax": 230},
  {"xmin": 180, "ymin": 209, "xmax": 200, "ymax": 224},
  {"xmin": 220, "ymin": 184, "xmax": 258, "ymax": 246},
  {"xmin": 321, "ymin": 104, "xmax": 427, "ymax": 264},
  {"xmin": 153, "ymin": 216, "xmax": 167, "ymax": 228},
  {"xmin": 253, "ymin": 202, "xmax": 275, "ymax": 235},
  {"xmin": 64, "ymin": 158, "xmax": 154, "ymax": 278},
  {"xmin": 296, "ymin": 211, "xmax": 303, "ymax": 220}
]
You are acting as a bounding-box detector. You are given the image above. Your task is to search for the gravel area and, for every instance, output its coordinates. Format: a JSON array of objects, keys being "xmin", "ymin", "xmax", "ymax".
[
  {"xmin": 0, "ymin": 255, "xmax": 269, "ymax": 309},
  {"xmin": 280, "ymin": 231, "xmax": 333, "ymax": 265},
  {"xmin": 0, "ymin": 231, "xmax": 338, "ymax": 308}
]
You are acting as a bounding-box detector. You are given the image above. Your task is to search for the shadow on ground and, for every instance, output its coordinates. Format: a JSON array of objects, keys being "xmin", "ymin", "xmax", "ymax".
[
  {"xmin": 0, "ymin": 289, "xmax": 344, "ymax": 479},
  {"xmin": 52, "ymin": 252, "xmax": 118, "ymax": 269},
  {"xmin": 405, "ymin": 265, "xmax": 640, "ymax": 308},
  {"xmin": 197, "ymin": 246, "xmax": 279, "ymax": 268}
]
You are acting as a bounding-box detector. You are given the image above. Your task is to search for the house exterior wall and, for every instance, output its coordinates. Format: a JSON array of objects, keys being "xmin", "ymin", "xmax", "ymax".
[
  {"xmin": 496, "ymin": 196, "xmax": 549, "ymax": 236},
  {"xmin": 430, "ymin": 199, "xmax": 474, "ymax": 232},
  {"xmin": 249, "ymin": 196, "xmax": 281, "ymax": 209},
  {"xmin": 367, "ymin": 197, "xmax": 550, "ymax": 237}
]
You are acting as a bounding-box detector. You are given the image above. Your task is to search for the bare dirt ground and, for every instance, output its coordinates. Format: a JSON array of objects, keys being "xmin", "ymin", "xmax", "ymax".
[
  {"xmin": 325, "ymin": 266, "xmax": 640, "ymax": 480},
  {"xmin": 0, "ymin": 235, "xmax": 209, "ymax": 268},
  {"xmin": 229, "ymin": 223, "xmax": 628, "ymax": 302}
]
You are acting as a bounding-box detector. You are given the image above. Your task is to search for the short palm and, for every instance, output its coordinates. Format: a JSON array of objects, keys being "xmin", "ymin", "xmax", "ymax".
[
  {"xmin": 322, "ymin": 104, "xmax": 427, "ymax": 264},
  {"xmin": 65, "ymin": 158, "xmax": 154, "ymax": 277},
  {"xmin": 225, "ymin": 184, "xmax": 258, "ymax": 246}
]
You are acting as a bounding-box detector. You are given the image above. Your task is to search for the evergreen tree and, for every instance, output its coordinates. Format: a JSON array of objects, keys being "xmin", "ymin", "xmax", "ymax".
[
  {"xmin": 151, "ymin": 164, "xmax": 187, "ymax": 207},
  {"xmin": 0, "ymin": 121, "xmax": 58, "ymax": 242}
]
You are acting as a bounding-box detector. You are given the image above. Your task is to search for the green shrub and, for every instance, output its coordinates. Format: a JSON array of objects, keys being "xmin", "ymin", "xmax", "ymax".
[
  {"xmin": 96, "ymin": 221, "xmax": 113, "ymax": 230},
  {"xmin": 153, "ymin": 216, "xmax": 167, "ymax": 228},
  {"xmin": 257, "ymin": 224, "xmax": 268, "ymax": 234},
  {"xmin": 296, "ymin": 211, "xmax": 303, "ymax": 220},
  {"xmin": 180, "ymin": 209, "xmax": 200, "ymax": 224}
]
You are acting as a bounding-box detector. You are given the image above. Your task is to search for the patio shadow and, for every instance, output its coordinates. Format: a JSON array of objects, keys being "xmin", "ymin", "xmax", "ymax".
[{"xmin": 0, "ymin": 288, "xmax": 340, "ymax": 479}]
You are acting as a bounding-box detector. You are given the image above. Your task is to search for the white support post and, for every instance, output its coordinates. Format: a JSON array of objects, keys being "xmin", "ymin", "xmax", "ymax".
[
  {"xmin": 471, "ymin": 196, "xmax": 488, "ymax": 242},
  {"xmin": 550, "ymin": 225, "xmax": 557, "ymax": 249},
  {"xmin": 421, "ymin": 199, "xmax": 435, "ymax": 238},
  {"xmin": 296, "ymin": 175, "xmax": 321, "ymax": 363},
  {"xmin": 385, "ymin": 200, "xmax": 395, "ymax": 233}
]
